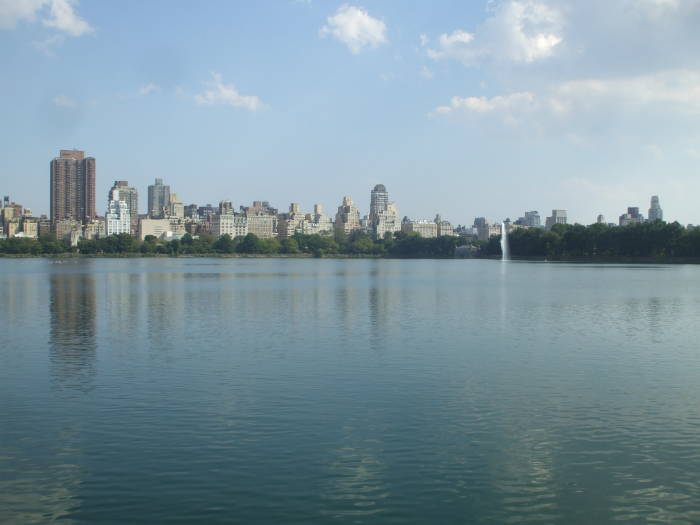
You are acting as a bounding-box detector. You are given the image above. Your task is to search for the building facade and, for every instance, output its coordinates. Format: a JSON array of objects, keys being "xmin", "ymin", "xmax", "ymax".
[
  {"xmin": 648, "ymin": 195, "xmax": 663, "ymax": 222},
  {"xmin": 335, "ymin": 196, "xmax": 362, "ymax": 235},
  {"xmin": 147, "ymin": 178, "xmax": 171, "ymax": 218},
  {"xmin": 545, "ymin": 210, "xmax": 567, "ymax": 230},
  {"xmin": 50, "ymin": 149, "xmax": 96, "ymax": 225},
  {"xmin": 401, "ymin": 218, "xmax": 438, "ymax": 238},
  {"xmin": 211, "ymin": 214, "xmax": 248, "ymax": 238},
  {"xmin": 109, "ymin": 181, "xmax": 138, "ymax": 235},
  {"xmin": 105, "ymin": 187, "xmax": 131, "ymax": 236}
]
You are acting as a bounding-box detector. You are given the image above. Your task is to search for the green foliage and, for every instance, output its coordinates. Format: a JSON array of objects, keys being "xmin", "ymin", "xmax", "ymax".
[{"xmin": 489, "ymin": 221, "xmax": 700, "ymax": 259}]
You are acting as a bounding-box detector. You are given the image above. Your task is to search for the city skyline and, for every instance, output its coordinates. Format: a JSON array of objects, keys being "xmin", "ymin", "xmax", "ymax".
[{"xmin": 2, "ymin": 2, "xmax": 700, "ymax": 225}]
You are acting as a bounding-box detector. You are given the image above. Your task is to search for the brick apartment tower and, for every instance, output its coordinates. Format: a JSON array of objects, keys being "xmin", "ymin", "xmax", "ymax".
[{"xmin": 50, "ymin": 149, "xmax": 96, "ymax": 224}]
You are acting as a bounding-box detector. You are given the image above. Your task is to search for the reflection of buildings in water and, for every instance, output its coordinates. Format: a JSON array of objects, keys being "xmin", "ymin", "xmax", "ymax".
[{"xmin": 49, "ymin": 272, "xmax": 97, "ymax": 391}]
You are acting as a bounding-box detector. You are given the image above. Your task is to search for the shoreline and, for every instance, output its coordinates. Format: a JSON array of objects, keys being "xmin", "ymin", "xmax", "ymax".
[{"xmin": 2, "ymin": 253, "xmax": 700, "ymax": 263}]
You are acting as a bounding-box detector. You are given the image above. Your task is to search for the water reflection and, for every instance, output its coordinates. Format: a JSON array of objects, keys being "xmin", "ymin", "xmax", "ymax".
[{"xmin": 49, "ymin": 271, "xmax": 97, "ymax": 392}]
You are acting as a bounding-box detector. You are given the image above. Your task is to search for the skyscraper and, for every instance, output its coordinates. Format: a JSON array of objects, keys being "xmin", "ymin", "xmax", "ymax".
[
  {"xmin": 50, "ymin": 149, "xmax": 96, "ymax": 225},
  {"xmin": 369, "ymin": 184, "xmax": 389, "ymax": 224},
  {"xmin": 147, "ymin": 178, "xmax": 170, "ymax": 218},
  {"xmin": 109, "ymin": 181, "xmax": 138, "ymax": 235},
  {"xmin": 105, "ymin": 187, "xmax": 130, "ymax": 236},
  {"xmin": 649, "ymin": 195, "xmax": 663, "ymax": 222}
]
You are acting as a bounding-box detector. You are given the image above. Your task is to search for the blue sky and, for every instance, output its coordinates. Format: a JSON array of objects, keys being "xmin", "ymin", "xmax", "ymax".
[{"xmin": 2, "ymin": 0, "xmax": 700, "ymax": 225}]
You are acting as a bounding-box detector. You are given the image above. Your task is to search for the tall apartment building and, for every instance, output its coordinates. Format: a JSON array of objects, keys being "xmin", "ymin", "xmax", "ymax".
[
  {"xmin": 335, "ymin": 196, "xmax": 361, "ymax": 235},
  {"xmin": 648, "ymin": 195, "xmax": 663, "ymax": 222},
  {"xmin": 147, "ymin": 178, "xmax": 170, "ymax": 218},
  {"xmin": 109, "ymin": 181, "xmax": 138, "ymax": 235},
  {"xmin": 105, "ymin": 187, "xmax": 131, "ymax": 236},
  {"xmin": 369, "ymin": 184, "xmax": 389, "ymax": 223},
  {"xmin": 50, "ymin": 149, "xmax": 96, "ymax": 225}
]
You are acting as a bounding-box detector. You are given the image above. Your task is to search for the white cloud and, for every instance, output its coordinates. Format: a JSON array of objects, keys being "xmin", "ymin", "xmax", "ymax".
[
  {"xmin": 194, "ymin": 73, "xmax": 265, "ymax": 111},
  {"xmin": 320, "ymin": 4, "xmax": 387, "ymax": 54},
  {"xmin": 431, "ymin": 69, "xmax": 700, "ymax": 132},
  {"xmin": 0, "ymin": 0, "xmax": 45, "ymax": 28},
  {"xmin": 428, "ymin": 0, "xmax": 563, "ymax": 66},
  {"xmin": 139, "ymin": 83, "xmax": 160, "ymax": 96},
  {"xmin": 1, "ymin": 0, "xmax": 92, "ymax": 37},
  {"xmin": 43, "ymin": 0, "xmax": 92, "ymax": 36},
  {"xmin": 419, "ymin": 33, "xmax": 429, "ymax": 46},
  {"xmin": 53, "ymin": 94, "xmax": 77, "ymax": 108}
]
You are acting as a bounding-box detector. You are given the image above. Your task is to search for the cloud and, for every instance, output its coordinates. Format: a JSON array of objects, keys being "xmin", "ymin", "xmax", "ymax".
[
  {"xmin": 427, "ymin": 0, "xmax": 563, "ymax": 66},
  {"xmin": 0, "ymin": 0, "xmax": 45, "ymax": 28},
  {"xmin": 194, "ymin": 73, "xmax": 265, "ymax": 111},
  {"xmin": 419, "ymin": 33, "xmax": 428, "ymax": 46},
  {"xmin": 139, "ymin": 83, "xmax": 160, "ymax": 96},
  {"xmin": 1, "ymin": 0, "xmax": 92, "ymax": 37},
  {"xmin": 53, "ymin": 94, "xmax": 77, "ymax": 108},
  {"xmin": 320, "ymin": 4, "xmax": 387, "ymax": 54},
  {"xmin": 431, "ymin": 69, "xmax": 700, "ymax": 133},
  {"xmin": 43, "ymin": 0, "xmax": 92, "ymax": 36}
]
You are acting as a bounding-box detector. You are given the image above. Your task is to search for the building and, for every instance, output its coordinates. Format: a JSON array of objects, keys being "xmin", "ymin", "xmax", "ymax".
[
  {"xmin": 138, "ymin": 218, "xmax": 170, "ymax": 240},
  {"xmin": 369, "ymin": 184, "xmax": 389, "ymax": 224},
  {"xmin": 515, "ymin": 211, "xmax": 541, "ymax": 228},
  {"xmin": 50, "ymin": 149, "xmax": 96, "ymax": 225},
  {"xmin": 401, "ymin": 218, "xmax": 438, "ymax": 238},
  {"xmin": 105, "ymin": 187, "xmax": 131, "ymax": 236},
  {"xmin": 21, "ymin": 217, "xmax": 39, "ymax": 238},
  {"xmin": 473, "ymin": 217, "xmax": 498, "ymax": 241},
  {"xmin": 277, "ymin": 203, "xmax": 306, "ymax": 239},
  {"xmin": 109, "ymin": 181, "xmax": 138, "ymax": 235},
  {"xmin": 83, "ymin": 219, "xmax": 106, "ymax": 239},
  {"xmin": 219, "ymin": 200, "xmax": 234, "ymax": 215},
  {"xmin": 619, "ymin": 206, "xmax": 644, "ymax": 226},
  {"xmin": 597, "ymin": 214, "xmax": 605, "ymax": 224},
  {"xmin": 545, "ymin": 209, "xmax": 567, "ymax": 230},
  {"xmin": 185, "ymin": 204, "xmax": 199, "ymax": 219},
  {"xmin": 169, "ymin": 193, "xmax": 184, "ymax": 218},
  {"xmin": 648, "ymin": 195, "xmax": 663, "ymax": 222},
  {"xmin": 211, "ymin": 214, "xmax": 248, "ymax": 238},
  {"xmin": 435, "ymin": 214, "xmax": 456, "ymax": 237},
  {"xmin": 335, "ymin": 196, "xmax": 362, "ymax": 235},
  {"xmin": 147, "ymin": 178, "xmax": 170, "ymax": 218},
  {"xmin": 54, "ymin": 219, "xmax": 83, "ymax": 241},
  {"xmin": 246, "ymin": 215, "xmax": 275, "ymax": 238}
]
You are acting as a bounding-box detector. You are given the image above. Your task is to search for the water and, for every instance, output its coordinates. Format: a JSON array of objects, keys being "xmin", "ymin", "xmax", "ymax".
[
  {"xmin": 501, "ymin": 222, "xmax": 509, "ymax": 261},
  {"xmin": 2, "ymin": 258, "xmax": 700, "ymax": 524}
]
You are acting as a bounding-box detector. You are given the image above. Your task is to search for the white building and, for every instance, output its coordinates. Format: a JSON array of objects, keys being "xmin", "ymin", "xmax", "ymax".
[
  {"xmin": 106, "ymin": 188, "xmax": 131, "ymax": 236},
  {"xmin": 211, "ymin": 214, "xmax": 248, "ymax": 238}
]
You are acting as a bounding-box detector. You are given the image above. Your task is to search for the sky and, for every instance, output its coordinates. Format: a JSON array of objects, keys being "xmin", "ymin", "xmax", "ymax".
[{"xmin": 1, "ymin": 0, "xmax": 700, "ymax": 226}]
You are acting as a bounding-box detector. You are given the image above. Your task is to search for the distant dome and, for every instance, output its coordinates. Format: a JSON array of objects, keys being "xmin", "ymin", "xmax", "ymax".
[{"xmin": 373, "ymin": 184, "xmax": 387, "ymax": 192}]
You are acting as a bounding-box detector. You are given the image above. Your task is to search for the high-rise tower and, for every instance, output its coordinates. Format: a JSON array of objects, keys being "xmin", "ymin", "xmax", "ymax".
[
  {"xmin": 50, "ymin": 149, "xmax": 96, "ymax": 224},
  {"xmin": 147, "ymin": 178, "xmax": 171, "ymax": 218},
  {"xmin": 109, "ymin": 181, "xmax": 138, "ymax": 235},
  {"xmin": 369, "ymin": 184, "xmax": 389, "ymax": 224},
  {"xmin": 649, "ymin": 195, "xmax": 663, "ymax": 222}
]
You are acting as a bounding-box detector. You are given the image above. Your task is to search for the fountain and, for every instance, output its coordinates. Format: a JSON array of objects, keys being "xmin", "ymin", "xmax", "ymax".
[{"xmin": 501, "ymin": 221, "xmax": 509, "ymax": 261}]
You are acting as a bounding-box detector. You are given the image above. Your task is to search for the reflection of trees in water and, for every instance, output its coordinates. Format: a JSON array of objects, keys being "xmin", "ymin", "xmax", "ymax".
[{"xmin": 49, "ymin": 272, "xmax": 96, "ymax": 392}]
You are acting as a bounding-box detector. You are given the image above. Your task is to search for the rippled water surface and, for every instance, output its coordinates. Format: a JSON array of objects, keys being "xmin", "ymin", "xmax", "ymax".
[{"xmin": 2, "ymin": 258, "xmax": 700, "ymax": 524}]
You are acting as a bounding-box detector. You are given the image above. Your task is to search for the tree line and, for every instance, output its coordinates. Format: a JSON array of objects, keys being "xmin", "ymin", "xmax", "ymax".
[
  {"xmin": 0, "ymin": 231, "xmax": 462, "ymax": 258},
  {"xmin": 482, "ymin": 221, "xmax": 700, "ymax": 259}
]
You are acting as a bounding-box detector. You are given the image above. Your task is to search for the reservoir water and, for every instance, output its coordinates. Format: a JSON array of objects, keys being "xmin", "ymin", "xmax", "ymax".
[{"xmin": 2, "ymin": 258, "xmax": 700, "ymax": 524}]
